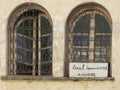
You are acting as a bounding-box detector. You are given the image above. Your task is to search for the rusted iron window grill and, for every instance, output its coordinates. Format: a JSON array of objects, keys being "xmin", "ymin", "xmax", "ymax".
[
  {"xmin": 68, "ymin": 11, "xmax": 111, "ymax": 63},
  {"xmin": 9, "ymin": 9, "xmax": 52, "ymax": 76}
]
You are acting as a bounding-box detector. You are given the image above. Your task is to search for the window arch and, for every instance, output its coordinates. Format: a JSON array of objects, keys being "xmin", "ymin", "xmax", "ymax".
[
  {"xmin": 65, "ymin": 2, "xmax": 112, "ymax": 77},
  {"xmin": 8, "ymin": 3, "xmax": 53, "ymax": 76}
]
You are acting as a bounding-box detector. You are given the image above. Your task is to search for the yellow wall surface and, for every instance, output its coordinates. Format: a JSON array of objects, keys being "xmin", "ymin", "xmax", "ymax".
[{"xmin": 0, "ymin": 0, "xmax": 120, "ymax": 90}]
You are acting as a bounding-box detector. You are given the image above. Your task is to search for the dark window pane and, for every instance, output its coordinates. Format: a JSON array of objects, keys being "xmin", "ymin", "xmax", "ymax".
[
  {"xmin": 73, "ymin": 35, "xmax": 89, "ymax": 46},
  {"xmin": 16, "ymin": 48, "xmax": 32, "ymax": 64},
  {"xmin": 41, "ymin": 35, "xmax": 52, "ymax": 48},
  {"xmin": 41, "ymin": 16, "xmax": 52, "ymax": 35},
  {"xmin": 17, "ymin": 19, "xmax": 33, "ymax": 37},
  {"xmin": 16, "ymin": 36, "xmax": 26, "ymax": 48},
  {"xmin": 94, "ymin": 35, "xmax": 102, "ymax": 46},
  {"xmin": 17, "ymin": 63, "xmax": 32, "ymax": 75},
  {"xmin": 41, "ymin": 63, "xmax": 52, "ymax": 75},
  {"xmin": 102, "ymin": 36, "xmax": 111, "ymax": 46},
  {"xmin": 16, "ymin": 35, "xmax": 33, "ymax": 67},
  {"xmin": 41, "ymin": 48, "xmax": 52, "ymax": 62},
  {"xmin": 16, "ymin": 35, "xmax": 33, "ymax": 49},
  {"xmin": 73, "ymin": 14, "xmax": 90, "ymax": 33},
  {"xmin": 72, "ymin": 48, "xmax": 89, "ymax": 62},
  {"xmin": 95, "ymin": 35, "xmax": 110, "ymax": 46},
  {"xmin": 94, "ymin": 48, "xmax": 110, "ymax": 62},
  {"xmin": 95, "ymin": 14, "xmax": 111, "ymax": 33}
]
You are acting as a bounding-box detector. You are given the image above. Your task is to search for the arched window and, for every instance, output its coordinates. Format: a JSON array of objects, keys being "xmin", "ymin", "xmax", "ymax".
[
  {"xmin": 8, "ymin": 3, "xmax": 53, "ymax": 76},
  {"xmin": 65, "ymin": 2, "xmax": 112, "ymax": 77}
]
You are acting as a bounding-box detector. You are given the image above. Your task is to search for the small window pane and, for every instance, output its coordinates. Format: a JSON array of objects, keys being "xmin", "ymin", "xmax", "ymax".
[
  {"xmin": 16, "ymin": 35, "xmax": 33, "ymax": 49},
  {"xmin": 41, "ymin": 48, "xmax": 52, "ymax": 62},
  {"xmin": 95, "ymin": 14, "xmax": 111, "ymax": 33},
  {"xmin": 41, "ymin": 35, "xmax": 52, "ymax": 48},
  {"xmin": 94, "ymin": 48, "xmax": 110, "ymax": 62},
  {"xmin": 73, "ymin": 35, "xmax": 89, "ymax": 46},
  {"xmin": 17, "ymin": 63, "xmax": 32, "ymax": 75},
  {"xmin": 16, "ymin": 35, "xmax": 33, "ymax": 65},
  {"xmin": 72, "ymin": 48, "xmax": 89, "ymax": 62},
  {"xmin": 41, "ymin": 16, "xmax": 52, "ymax": 35},
  {"xmin": 73, "ymin": 14, "xmax": 90, "ymax": 33},
  {"xmin": 17, "ymin": 19, "xmax": 33, "ymax": 37},
  {"xmin": 16, "ymin": 48, "xmax": 32, "ymax": 65},
  {"xmin": 95, "ymin": 35, "xmax": 110, "ymax": 46},
  {"xmin": 41, "ymin": 63, "xmax": 52, "ymax": 75},
  {"xmin": 102, "ymin": 36, "xmax": 111, "ymax": 46}
]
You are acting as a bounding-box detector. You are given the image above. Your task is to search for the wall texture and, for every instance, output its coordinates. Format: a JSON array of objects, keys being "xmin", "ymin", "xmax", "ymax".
[{"xmin": 0, "ymin": 0, "xmax": 120, "ymax": 90}]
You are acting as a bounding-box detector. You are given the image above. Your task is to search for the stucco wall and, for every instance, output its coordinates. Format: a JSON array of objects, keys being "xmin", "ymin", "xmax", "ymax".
[{"xmin": 0, "ymin": 0, "xmax": 120, "ymax": 90}]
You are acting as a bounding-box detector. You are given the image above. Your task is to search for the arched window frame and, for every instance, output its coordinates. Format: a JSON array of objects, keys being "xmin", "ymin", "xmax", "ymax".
[
  {"xmin": 7, "ymin": 3, "xmax": 53, "ymax": 76},
  {"xmin": 65, "ymin": 2, "xmax": 112, "ymax": 77}
]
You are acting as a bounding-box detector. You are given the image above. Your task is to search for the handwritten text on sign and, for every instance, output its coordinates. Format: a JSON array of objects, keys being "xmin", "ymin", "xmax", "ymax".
[{"xmin": 69, "ymin": 63, "xmax": 108, "ymax": 77}]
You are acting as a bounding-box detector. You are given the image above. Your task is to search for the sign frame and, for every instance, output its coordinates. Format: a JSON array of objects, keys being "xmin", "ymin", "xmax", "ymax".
[{"xmin": 69, "ymin": 63, "xmax": 108, "ymax": 77}]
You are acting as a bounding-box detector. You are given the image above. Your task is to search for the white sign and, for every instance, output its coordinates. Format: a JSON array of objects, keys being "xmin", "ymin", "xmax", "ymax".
[{"xmin": 69, "ymin": 63, "xmax": 108, "ymax": 77}]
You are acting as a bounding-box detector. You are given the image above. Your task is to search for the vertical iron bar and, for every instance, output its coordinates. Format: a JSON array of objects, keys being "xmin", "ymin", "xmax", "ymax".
[
  {"xmin": 32, "ymin": 19, "xmax": 36, "ymax": 75},
  {"xmin": 38, "ymin": 13, "xmax": 41, "ymax": 75}
]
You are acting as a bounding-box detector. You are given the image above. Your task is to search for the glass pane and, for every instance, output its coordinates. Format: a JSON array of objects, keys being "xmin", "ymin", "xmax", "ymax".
[
  {"xmin": 41, "ymin": 16, "xmax": 52, "ymax": 35},
  {"xmin": 41, "ymin": 35, "xmax": 52, "ymax": 48},
  {"xmin": 72, "ymin": 48, "xmax": 81, "ymax": 62},
  {"xmin": 17, "ymin": 63, "xmax": 32, "ymax": 75},
  {"xmin": 94, "ymin": 35, "xmax": 101, "ymax": 46},
  {"xmin": 16, "ymin": 48, "xmax": 32, "ymax": 64},
  {"xmin": 41, "ymin": 63, "xmax": 52, "ymax": 75},
  {"xmin": 16, "ymin": 35, "xmax": 33, "ymax": 49},
  {"xmin": 16, "ymin": 18, "xmax": 33, "ymax": 65},
  {"xmin": 73, "ymin": 35, "xmax": 89, "ymax": 46},
  {"xmin": 94, "ymin": 48, "xmax": 110, "ymax": 62},
  {"xmin": 41, "ymin": 48, "xmax": 52, "ymax": 62},
  {"xmin": 102, "ymin": 36, "xmax": 111, "ymax": 46},
  {"xmin": 95, "ymin": 35, "xmax": 110, "ymax": 46},
  {"xmin": 17, "ymin": 19, "xmax": 33, "ymax": 37},
  {"xmin": 72, "ymin": 48, "xmax": 88, "ymax": 62},
  {"xmin": 95, "ymin": 14, "xmax": 111, "ymax": 33},
  {"xmin": 73, "ymin": 14, "xmax": 90, "ymax": 33}
]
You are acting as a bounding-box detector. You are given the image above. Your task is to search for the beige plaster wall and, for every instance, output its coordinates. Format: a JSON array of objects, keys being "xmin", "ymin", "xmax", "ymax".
[{"xmin": 0, "ymin": 0, "xmax": 120, "ymax": 90}]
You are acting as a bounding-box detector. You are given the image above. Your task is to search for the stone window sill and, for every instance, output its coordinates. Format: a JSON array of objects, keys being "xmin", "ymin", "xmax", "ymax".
[{"xmin": 1, "ymin": 76, "xmax": 114, "ymax": 81}]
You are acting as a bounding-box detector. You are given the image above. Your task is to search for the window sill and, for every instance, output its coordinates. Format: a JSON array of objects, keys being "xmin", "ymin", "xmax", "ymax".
[{"xmin": 1, "ymin": 76, "xmax": 114, "ymax": 81}]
